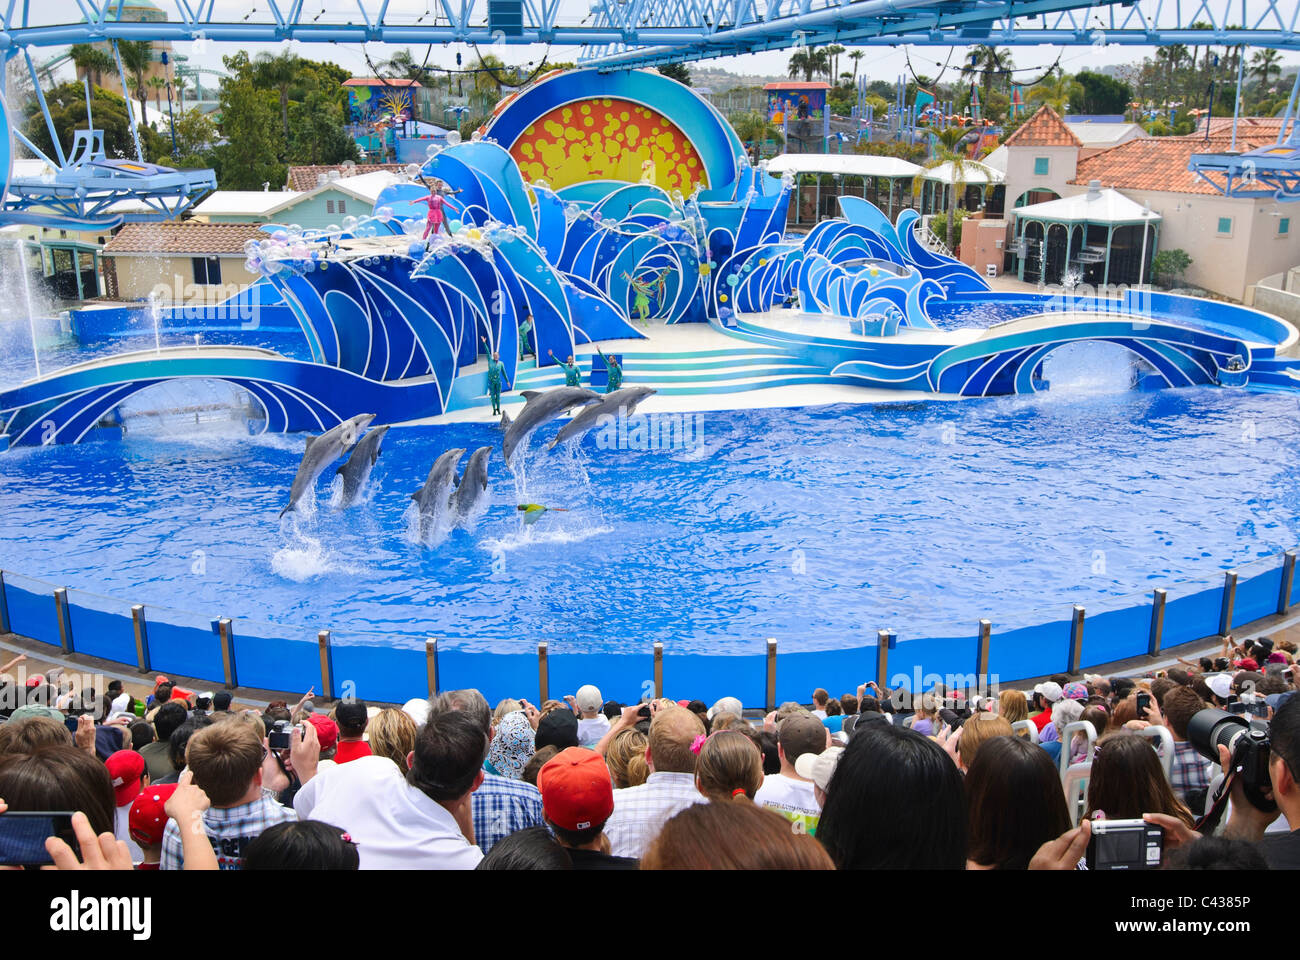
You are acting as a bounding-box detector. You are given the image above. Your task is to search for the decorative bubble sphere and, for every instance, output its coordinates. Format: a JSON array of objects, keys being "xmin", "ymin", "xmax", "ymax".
[
  {"xmin": 403, "ymin": 218, "xmax": 422, "ymax": 237},
  {"xmin": 405, "ymin": 163, "xmax": 422, "ymax": 179},
  {"xmin": 426, "ymin": 143, "xmax": 441, "ymax": 158},
  {"xmin": 376, "ymin": 206, "xmax": 394, "ymax": 222},
  {"xmin": 408, "ymin": 242, "xmax": 425, "ymax": 258},
  {"xmin": 446, "ymin": 130, "xmax": 462, "ymax": 146},
  {"xmin": 470, "ymin": 130, "xmax": 482, "ymax": 142},
  {"xmin": 341, "ymin": 215, "xmax": 359, "ymax": 233}
]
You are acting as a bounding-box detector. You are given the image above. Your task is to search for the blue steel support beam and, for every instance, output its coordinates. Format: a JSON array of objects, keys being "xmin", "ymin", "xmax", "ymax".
[{"xmin": 0, "ymin": 0, "xmax": 1295, "ymax": 61}]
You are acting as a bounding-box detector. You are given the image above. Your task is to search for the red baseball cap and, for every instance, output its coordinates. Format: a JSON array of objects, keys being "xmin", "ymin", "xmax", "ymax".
[
  {"xmin": 105, "ymin": 750, "xmax": 147, "ymax": 807},
  {"xmin": 537, "ymin": 747, "xmax": 614, "ymax": 832},
  {"xmin": 307, "ymin": 714, "xmax": 339, "ymax": 751},
  {"xmin": 129, "ymin": 784, "xmax": 178, "ymax": 847}
]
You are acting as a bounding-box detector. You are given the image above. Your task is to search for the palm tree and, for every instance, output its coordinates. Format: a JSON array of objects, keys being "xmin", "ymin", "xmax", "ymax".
[
  {"xmin": 148, "ymin": 75, "xmax": 168, "ymax": 112},
  {"xmin": 379, "ymin": 48, "xmax": 426, "ymax": 81},
  {"xmin": 961, "ymin": 46, "xmax": 1014, "ymax": 106},
  {"xmin": 730, "ymin": 110, "xmax": 784, "ymax": 162},
  {"xmin": 116, "ymin": 40, "xmax": 154, "ymax": 125},
  {"xmin": 824, "ymin": 45, "xmax": 845, "ymax": 84},
  {"xmin": 1250, "ymin": 48, "xmax": 1283, "ymax": 89},
  {"xmin": 253, "ymin": 50, "xmax": 299, "ymax": 146},
  {"xmin": 849, "ymin": 50, "xmax": 865, "ymax": 84},
  {"xmin": 914, "ymin": 126, "xmax": 981, "ymax": 252},
  {"xmin": 1028, "ymin": 67, "xmax": 1077, "ymax": 114},
  {"xmin": 69, "ymin": 43, "xmax": 114, "ymax": 88},
  {"xmin": 788, "ymin": 47, "xmax": 829, "ymax": 83}
]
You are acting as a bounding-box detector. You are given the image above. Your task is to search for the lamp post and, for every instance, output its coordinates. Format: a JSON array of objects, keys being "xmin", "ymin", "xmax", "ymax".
[{"xmin": 1137, "ymin": 206, "xmax": 1151, "ymax": 288}]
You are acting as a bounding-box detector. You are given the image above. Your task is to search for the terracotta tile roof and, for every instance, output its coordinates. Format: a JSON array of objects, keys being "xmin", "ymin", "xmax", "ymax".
[
  {"xmin": 1002, "ymin": 105, "xmax": 1083, "ymax": 149},
  {"xmin": 103, "ymin": 222, "xmax": 267, "ymax": 255},
  {"xmin": 764, "ymin": 81, "xmax": 831, "ymax": 90},
  {"xmin": 1195, "ymin": 116, "xmax": 1285, "ymax": 138},
  {"xmin": 286, "ymin": 163, "xmax": 405, "ymax": 191},
  {"xmin": 1071, "ymin": 130, "xmax": 1281, "ymax": 195}
]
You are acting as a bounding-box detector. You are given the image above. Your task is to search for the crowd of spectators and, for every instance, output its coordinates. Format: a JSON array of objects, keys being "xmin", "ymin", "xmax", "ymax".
[{"xmin": 0, "ymin": 631, "xmax": 1298, "ymax": 870}]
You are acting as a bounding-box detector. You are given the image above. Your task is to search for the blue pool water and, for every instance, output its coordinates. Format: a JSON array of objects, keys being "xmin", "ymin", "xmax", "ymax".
[{"xmin": 1, "ymin": 377, "xmax": 1298, "ymax": 656}]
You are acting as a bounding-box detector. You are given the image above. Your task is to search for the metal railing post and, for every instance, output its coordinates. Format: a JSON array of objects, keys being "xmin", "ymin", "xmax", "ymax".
[
  {"xmin": 132, "ymin": 604, "xmax": 151, "ymax": 674},
  {"xmin": 765, "ymin": 638, "xmax": 777, "ymax": 713},
  {"xmin": 1279, "ymin": 551, "xmax": 1296, "ymax": 615},
  {"xmin": 54, "ymin": 587, "xmax": 73, "ymax": 654},
  {"xmin": 975, "ymin": 619, "xmax": 991, "ymax": 680},
  {"xmin": 0, "ymin": 571, "xmax": 10, "ymax": 634},
  {"xmin": 876, "ymin": 629, "xmax": 894, "ymax": 689},
  {"xmin": 653, "ymin": 642, "xmax": 663, "ymax": 700},
  {"xmin": 425, "ymin": 637, "xmax": 439, "ymax": 699},
  {"xmin": 537, "ymin": 642, "xmax": 548, "ymax": 703},
  {"xmin": 217, "ymin": 617, "xmax": 237, "ymax": 689},
  {"xmin": 1147, "ymin": 588, "xmax": 1167, "ymax": 657},
  {"xmin": 1219, "ymin": 569, "xmax": 1238, "ymax": 637},
  {"xmin": 1068, "ymin": 605, "xmax": 1085, "ymax": 674},
  {"xmin": 318, "ymin": 630, "xmax": 334, "ymax": 700}
]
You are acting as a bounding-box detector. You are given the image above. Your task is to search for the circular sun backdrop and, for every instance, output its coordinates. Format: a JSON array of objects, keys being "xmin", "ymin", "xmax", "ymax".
[{"xmin": 509, "ymin": 97, "xmax": 707, "ymax": 193}]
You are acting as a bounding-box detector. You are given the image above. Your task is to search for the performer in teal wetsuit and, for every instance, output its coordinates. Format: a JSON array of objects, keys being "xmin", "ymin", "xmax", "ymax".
[
  {"xmin": 547, "ymin": 350, "xmax": 582, "ymax": 386},
  {"xmin": 518, "ymin": 313, "xmax": 535, "ymax": 361},
  {"xmin": 596, "ymin": 347, "xmax": 623, "ymax": 393},
  {"xmin": 481, "ymin": 337, "xmax": 509, "ymax": 416}
]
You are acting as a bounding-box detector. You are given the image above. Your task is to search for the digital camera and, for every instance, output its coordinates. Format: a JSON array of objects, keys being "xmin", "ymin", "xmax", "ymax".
[
  {"xmin": 1087, "ymin": 818, "xmax": 1163, "ymax": 870},
  {"xmin": 1187, "ymin": 707, "xmax": 1275, "ymax": 812}
]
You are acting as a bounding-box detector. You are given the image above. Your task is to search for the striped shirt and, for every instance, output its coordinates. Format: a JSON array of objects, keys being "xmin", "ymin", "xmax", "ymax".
[
  {"xmin": 603, "ymin": 772, "xmax": 705, "ymax": 859},
  {"xmin": 161, "ymin": 790, "xmax": 297, "ymax": 870},
  {"xmin": 471, "ymin": 773, "xmax": 547, "ymax": 853}
]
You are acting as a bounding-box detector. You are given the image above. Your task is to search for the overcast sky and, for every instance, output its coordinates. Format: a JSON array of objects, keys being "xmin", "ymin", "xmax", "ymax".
[{"xmin": 45, "ymin": 0, "xmax": 1300, "ymax": 86}]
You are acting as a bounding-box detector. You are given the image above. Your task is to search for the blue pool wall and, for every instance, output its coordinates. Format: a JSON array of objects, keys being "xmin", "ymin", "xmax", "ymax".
[{"xmin": 3, "ymin": 551, "xmax": 1294, "ymax": 706}]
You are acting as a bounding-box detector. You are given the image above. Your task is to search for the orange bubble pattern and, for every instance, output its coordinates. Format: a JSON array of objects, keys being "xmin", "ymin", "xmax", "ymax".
[{"xmin": 509, "ymin": 98, "xmax": 706, "ymax": 193}]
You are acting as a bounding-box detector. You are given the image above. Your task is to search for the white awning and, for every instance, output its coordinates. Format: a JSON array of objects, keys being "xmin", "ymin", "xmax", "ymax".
[
  {"xmin": 766, "ymin": 153, "xmax": 923, "ymax": 178},
  {"xmin": 1014, "ymin": 187, "xmax": 1161, "ymax": 225},
  {"xmin": 918, "ymin": 160, "xmax": 1004, "ymax": 185}
]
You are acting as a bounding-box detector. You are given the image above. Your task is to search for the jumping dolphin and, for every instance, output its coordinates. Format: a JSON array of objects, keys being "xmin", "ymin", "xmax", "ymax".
[
  {"xmin": 500, "ymin": 387, "xmax": 601, "ymax": 462},
  {"xmin": 411, "ymin": 447, "xmax": 466, "ymax": 530},
  {"xmin": 335, "ymin": 424, "xmax": 390, "ymax": 506},
  {"xmin": 448, "ymin": 445, "xmax": 492, "ymax": 516},
  {"xmin": 280, "ymin": 413, "xmax": 376, "ymax": 517},
  {"xmin": 546, "ymin": 386, "xmax": 658, "ymax": 451}
]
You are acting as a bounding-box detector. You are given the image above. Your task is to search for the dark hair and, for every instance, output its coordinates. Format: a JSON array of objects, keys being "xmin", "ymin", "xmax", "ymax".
[
  {"xmin": 1086, "ymin": 735, "xmax": 1194, "ymax": 827},
  {"xmin": 262, "ymin": 706, "xmax": 291, "ymax": 726},
  {"xmin": 0, "ymin": 746, "xmax": 115, "ymax": 837},
  {"xmin": 1166, "ymin": 668, "xmax": 1191, "ymax": 687},
  {"xmin": 169, "ymin": 716, "xmax": 214, "ymax": 769},
  {"xmin": 476, "ymin": 826, "xmax": 572, "ymax": 870},
  {"xmin": 1270, "ymin": 695, "xmax": 1300, "ymax": 785},
  {"xmin": 839, "ymin": 694, "xmax": 858, "ymax": 715},
  {"xmin": 825, "ymin": 698, "xmax": 842, "ymax": 717},
  {"xmin": 548, "ymin": 818, "xmax": 604, "ymax": 848},
  {"xmin": 1150, "ymin": 677, "xmax": 1177, "ymax": 707},
  {"xmin": 601, "ymin": 700, "xmax": 622, "ymax": 721},
  {"xmin": 213, "ymin": 692, "xmax": 233, "ymax": 712},
  {"xmin": 757, "ymin": 730, "xmax": 781, "ymax": 776},
  {"xmin": 129, "ymin": 720, "xmax": 156, "ymax": 751},
  {"xmin": 858, "ymin": 695, "xmax": 880, "ymax": 713},
  {"xmin": 243, "ymin": 820, "xmax": 360, "ymax": 870},
  {"xmin": 817, "ymin": 723, "xmax": 967, "ymax": 869},
  {"xmin": 154, "ymin": 682, "xmax": 174, "ymax": 704},
  {"xmin": 522, "ymin": 744, "xmax": 559, "ymax": 786},
  {"xmin": 966, "ymin": 736, "xmax": 1070, "ymax": 870},
  {"xmin": 1162, "ymin": 836, "xmax": 1268, "ymax": 870},
  {"xmin": 686, "ymin": 700, "xmax": 709, "ymax": 723},
  {"xmin": 407, "ymin": 710, "xmax": 488, "ymax": 804},
  {"xmin": 334, "ymin": 699, "xmax": 369, "ymax": 737},
  {"xmin": 153, "ymin": 701, "xmax": 188, "ymax": 741},
  {"xmin": 107, "ymin": 680, "xmax": 123, "ymax": 696}
]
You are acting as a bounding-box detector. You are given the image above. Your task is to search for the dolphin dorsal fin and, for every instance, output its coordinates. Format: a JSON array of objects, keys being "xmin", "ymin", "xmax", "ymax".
[
  {"xmin": 410, "ymin": 490, "xmax": 421, "ymax": 501},
  {"xmin": 520, "ymin": 390, "xmax": 542, "ymax": 401},
  {"xmin": 303, "ymin": 434, "xmax": 319, "ymax": 449}
]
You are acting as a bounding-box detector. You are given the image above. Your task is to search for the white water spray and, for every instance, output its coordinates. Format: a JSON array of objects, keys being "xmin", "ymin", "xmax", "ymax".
[{"xmin": 14, "ymin": 239, "xmax": 41, "ymax": 378}]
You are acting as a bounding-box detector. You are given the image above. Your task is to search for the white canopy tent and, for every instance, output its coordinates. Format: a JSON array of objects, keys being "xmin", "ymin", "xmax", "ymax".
[{"xmin": 766, "ymin": 153, "xmax": 924, "ymax": 223}]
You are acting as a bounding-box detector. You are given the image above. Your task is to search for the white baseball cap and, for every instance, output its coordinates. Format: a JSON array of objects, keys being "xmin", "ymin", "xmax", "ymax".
[
  {"xmin": 575, "ymin": 684, "xmax": 603, "ymax": 713},
  {"xmin": 1034, "ymin": 682, "xmax": 1064, "ymax": 703},
  {"xmin": 1206, "ymin": 674, "xmax": 1233, "ymax": 700},
  {"xmin": 794, "ymin": 746, "xmax": 844, "ymax": 793}
]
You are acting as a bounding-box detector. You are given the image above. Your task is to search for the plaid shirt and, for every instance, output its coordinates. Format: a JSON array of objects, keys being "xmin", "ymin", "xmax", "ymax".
[
  {"xmin": 471, "ymin": 773, "xmax": 546, "ymax": 853},
  {"xmin": 604, "ymin": 772, "xmax": 705, "ymax": 859},
  {"xmin": 1170, "ymin": 740, "xmax": 1213, "ymax": 811},
  {"xmin": 161, "ymin": 790, "xmax": 297, "ymax": 870}
]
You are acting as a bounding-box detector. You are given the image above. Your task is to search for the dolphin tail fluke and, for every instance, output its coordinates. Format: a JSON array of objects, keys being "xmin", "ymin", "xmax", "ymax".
[
  {"xmin": 278, "ymin": 503, "xmax": 293, "ymax": 519},
  {"xmin": 410, "ymin": 491, "xmax": 421, "ymax": 501}
]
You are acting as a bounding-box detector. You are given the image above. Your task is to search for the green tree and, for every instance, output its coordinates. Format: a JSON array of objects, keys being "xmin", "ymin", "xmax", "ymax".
[
  {"xmin": 658, "ymin": 62, "xmax": 691, "ymax": 86},
  {"xmin": 1073, "ymin": 71, "xmax": 1132, "ymax": 115},
  {"xmin": 254, "ymin": 50, "xmax": 300, "ymax": 147},
  {"xmin": 116, "ymin": 40, "xmax": 154, "ymax": 125},
  {"xmin": 961, "ymin": 46, "xmax": 1014, "ymax": 106},
  {"xmin": 289, "ymin": 88, "xmax": 360, "ymax": 165},
  {"xmin": 24, "ymin": 82, "xmax": 141, "ymax": 162},
  {"xmin": 729, "ymin": 109, "xmax": 784, "ymax": 161},
  {"xmin": 1028, "ymin": 68, "xmax": 1080, "ymax": 114},
  {"xmin": 848, "ymin": 50, "xmax": 865, "ymax": 83},
  {"xmin": 69, "ymin": 43, "xmax": 114, "ymax": 87},
  {"xmin": 788, "ymin": 48, "xmax": 829, "ymax": 83},
  {"xmin": 1152, "ymin": 249, "xmax": 1192, "ymax": 288},
  {"xmin": 1250, "ymin": 48, "xmax": 1282, "ymax": 89},
  {"xmin": 215, "ymin": 57, "xmax": 286, "ymax": 190},
  {"xmin": 148, "ymin": 75, "xmax": 168, "ymax": 111}
]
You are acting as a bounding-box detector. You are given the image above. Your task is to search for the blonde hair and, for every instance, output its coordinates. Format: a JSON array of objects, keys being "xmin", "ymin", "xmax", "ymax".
[
  {"xmin": 695, "ymin": 730, "xmax": 763, "ymax": 801},
  {"xmin": 368, "ymin": 708, "xmax": 418, "ymax": 772},
  {"xmin": 605, "ymin": 727, "xmax": 649, "ymax": 789},
  {"xmin": 958, "ymin": 711, "xmax": 1014, "ymax": 769},
  {"xmin": 493, "ymin": 699, "xmax": 522, "ymax": 725},
  {"xmin": 998, "ymin": 690, "xmax": 1029, "ymax": 726}
]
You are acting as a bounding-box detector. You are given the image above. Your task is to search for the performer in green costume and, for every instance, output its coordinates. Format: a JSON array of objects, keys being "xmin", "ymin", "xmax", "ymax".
[
  {"xmin": 547, "ymin": 350, "xmax": 582, "ymax": 386},
  {"xmin": 596, "ymin": 347, "xmax": 622, "ymax": 393},
  {"xmin": 518, "ymin": 312, "xmax": 535, "ymax": 361},
  {"xmin": 481, "ymin": 337, "xmax": 509, "ymax": 416},
  {"xmin": 620, "ymin": 269, "xmax": 667, "ymax": 326}
]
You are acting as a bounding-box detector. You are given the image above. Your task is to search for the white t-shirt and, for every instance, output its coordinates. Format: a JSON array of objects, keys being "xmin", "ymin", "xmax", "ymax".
[
  {"xmin": 577, "ymin": 714, "xmax": 610, "ymax": 748},
  {"xmin": 754, "ymin": 773, "xmax": 821, "ymax": 835},
  {"xmin": 811, "ymin": 710, "xmax": 828, "ymax": 720},
  {"xmin": 115, "ymin": 803, "xmax": 144, "ymax": 864}
]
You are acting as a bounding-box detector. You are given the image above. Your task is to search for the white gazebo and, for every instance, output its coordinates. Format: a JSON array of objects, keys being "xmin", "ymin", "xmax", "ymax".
[
  {"xmin": 1012, "ymin": 182, "xmax": 1161, "ymax": 286},
  {"xmin": 916, "ymin": 159, "xmax": 1005, "ymax": 217},
  {"xmin": 766, "ymin": 153, "xmax": 924, "ymax": 223}
]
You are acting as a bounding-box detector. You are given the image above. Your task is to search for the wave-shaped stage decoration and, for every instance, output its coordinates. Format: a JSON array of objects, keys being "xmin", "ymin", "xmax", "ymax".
[{"xmin": 3, "ymin": 68, "xmax": 1297, "ymax": 448}]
